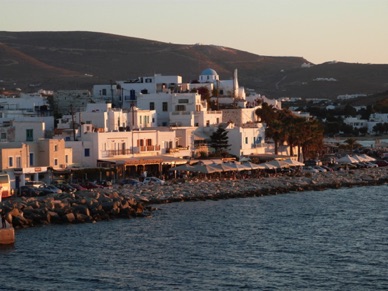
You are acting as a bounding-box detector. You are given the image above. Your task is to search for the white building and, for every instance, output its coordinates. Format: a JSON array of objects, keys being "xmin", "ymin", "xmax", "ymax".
[
  {"xmin": 65, "ymin": 128, "xmax": 187, "ymax": 168},
  {"xmin": 0, "ymin": 120, "xmax": 45, "ymax": 142},
  {"xmin": 55, "ymin": 103, "xmax": 157, "ymax": 140},
  {"xmin": 0, "ymin": 93, "xmax": 54, "ymax": 131},
  {"xmin": 225, "ymin": 122, "xmax": 266, "ymax": 157},
  {"xmin": 92, "ymin": 74, "xmax": 182, "ymax": 108}
]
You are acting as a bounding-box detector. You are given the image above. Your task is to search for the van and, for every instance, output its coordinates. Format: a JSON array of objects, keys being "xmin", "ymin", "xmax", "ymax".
[{"xmin": 0, "ymin": 173, "xmax": 13, "ymax": 201}]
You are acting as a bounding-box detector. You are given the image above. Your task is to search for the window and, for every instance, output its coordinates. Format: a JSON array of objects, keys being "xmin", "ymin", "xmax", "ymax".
[
  {"xmin": 245, "ymin": 137, "xmax": 248, "ymax": 144},
  {"xmin": 84, "ymin": 148, "xmax": 90, "ymax": 157},
  {"xmin": 8, "ymin": 157, "xmax": 13, "ymax": 167},
  {"xmin": 54, "ymin": 145, "xmax": 58, "ymax": 151},
  {"xmin": 162, "ymin": 102, "xmax": 168, "ymax": 112},
  {"xmin": 176, "ymin": 105, "xmax": 185, "ymax": 111},
  {"xmin": 16, "ymin": 156, "xmax": 21, "ymax": 168},
  {"xmin": 178, "ymin": 99, "xmax": 189, "ymax": 104},
  {"xmin": 149, "ymin": 102, "xmax": 155, "ymax": 110},
  {"xmin": 54, "ymin": 159, "xmax": 58, "ymax": 166},
  {"xmin": 102, "ymin": 89, "xmax": 107, "ymax": 95},
  {"xmin": 29, "ymin": 153, "xmax": 34, "ymax": 166},
  {"xmin": 65, "ymin": 155, "xmax": 69, "ymax": 164},
  {"xmin": 146, "ymin": 139, "xmax": 152, "ymax": 146},
  {"xmin": 0, "ymin": 132, "xmax": 6, "ymax": 140},
  {"xmin": 26, "ymin": 129, "xmax": 33, "ymax": 141}
]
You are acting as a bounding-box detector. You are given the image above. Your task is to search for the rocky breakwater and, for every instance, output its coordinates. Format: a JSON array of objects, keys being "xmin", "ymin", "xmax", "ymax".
[
  {"xmin": 0, "ymin": 191, "xmax": 151, "ymax": 229},
  {"xmin": 112, "ymin": 167, "xmax": 388, "ymax": 204}
]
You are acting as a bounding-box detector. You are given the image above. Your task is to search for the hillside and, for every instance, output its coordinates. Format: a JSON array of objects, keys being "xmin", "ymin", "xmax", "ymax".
[{"xmin": 1, "ymin": 31, "xmax": 388, "ymax": 103}]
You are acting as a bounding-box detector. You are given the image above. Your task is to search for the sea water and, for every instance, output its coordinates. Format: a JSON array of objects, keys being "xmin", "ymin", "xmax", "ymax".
[{"xmin": 1, "ymin": 185, "xmax": 387, "ymax": 290}]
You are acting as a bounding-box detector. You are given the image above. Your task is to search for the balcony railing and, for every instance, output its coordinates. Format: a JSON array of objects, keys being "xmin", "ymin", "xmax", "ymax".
[
  {"xmin": 102, "ymin": 145, "xmax": 161, "ymax": 157},
  {"xmin": 140, "ymin": 145, "xmax": 160, "ymax": 152},
  {"xmin": 166, "ymin": 146, "xmax": 189, "ymax": 153}
]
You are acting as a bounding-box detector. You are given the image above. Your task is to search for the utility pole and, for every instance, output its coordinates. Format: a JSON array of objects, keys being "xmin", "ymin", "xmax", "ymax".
[{"xmin": 70, "ymin": 104, "xmax": 76, "ymax": 141}]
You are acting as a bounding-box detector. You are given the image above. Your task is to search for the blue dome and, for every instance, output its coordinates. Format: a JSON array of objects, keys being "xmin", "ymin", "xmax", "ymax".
[{"xmin": 200, "ymin": 68, "xmax": 218, "ymax": 76}]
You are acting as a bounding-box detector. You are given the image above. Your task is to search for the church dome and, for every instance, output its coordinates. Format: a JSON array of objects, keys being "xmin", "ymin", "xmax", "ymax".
[{"xmin": 200, "ymin": 68, "xmax": 218, "ymax": 76}]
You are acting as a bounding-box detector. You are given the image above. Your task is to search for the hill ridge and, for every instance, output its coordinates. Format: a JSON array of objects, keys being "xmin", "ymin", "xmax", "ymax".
[{"xmin": 1, "ymin": 31, "xmax": 388, "ymax": 103}]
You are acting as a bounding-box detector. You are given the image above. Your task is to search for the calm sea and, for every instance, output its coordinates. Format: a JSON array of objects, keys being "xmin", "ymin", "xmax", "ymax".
[{"xmin": 1, "ymin": 185, "xmax": 387, "ymax": 291}]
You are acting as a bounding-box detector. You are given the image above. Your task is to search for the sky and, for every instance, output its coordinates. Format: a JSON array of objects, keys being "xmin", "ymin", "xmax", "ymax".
[{"xmin": 2, "ymin": 0, "xmax": 388, "ymax": 64}]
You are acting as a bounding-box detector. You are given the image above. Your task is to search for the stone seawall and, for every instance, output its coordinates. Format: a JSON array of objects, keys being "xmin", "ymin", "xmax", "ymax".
[{"xmin": 1, "ymin": 167, "xmax": 387, "ymax": 229}]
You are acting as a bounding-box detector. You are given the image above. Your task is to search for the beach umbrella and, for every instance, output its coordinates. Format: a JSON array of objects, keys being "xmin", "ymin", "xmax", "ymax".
[
  {"xmin": 337, "ymin": 155, "xmax": 358, "ymax": 164},
  {"xmin": 283, "ymin": 158, "xmax": 305, "ymax": 167},
  {"xmin": 359, "ymin": 154, "xmax": 376, "ymax": 162},
  {"xmin": 209, "ymin": 163, "xmax": 236, "ymax": 172},
  {"xmin": 257, "ymin": 162, "xmax": 278, "ymax": 169},
  {"xmin": 224, "ymin": 162, "xmax": 251, "ymax": 171},
  {"xmin": 239, "ymin": 156, "xmax": 251, "ymax": 162},
  {"xmin": 265, "ymin": 160, "xmax": 290, "ymax": 169},
  {"xmin": 241, "ymin": 162, "xmax": 266, "ymax": 170},
  {"xmin": 169, "ymin": 164, "xmax": 195, "ymax": 171},
  {"xmin": 189, "ymin": 164, "xmax": 222, "ymax": 174},
  {"xmin": 351, "ymin": 155, "xmax": 367, "ymax": 163}
]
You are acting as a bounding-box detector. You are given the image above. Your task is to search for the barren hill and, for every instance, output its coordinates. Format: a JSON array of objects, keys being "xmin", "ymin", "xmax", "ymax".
[{"xmin": 1, "ymin": 31, "xmax": 388, "ymax": 103}]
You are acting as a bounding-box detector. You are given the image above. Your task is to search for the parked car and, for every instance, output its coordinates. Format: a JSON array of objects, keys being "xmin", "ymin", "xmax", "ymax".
[
  {"xmin": 313, "ymin": 166, "xmax": 327, "ymax": 172},
  {"xmin": 70, "ymin": 183, "xmax": 87, "ymax": 191},
  {"xmin": 302, "ymin": 166, "xmax": 319, "ymax": 174},
  {"xmin": 19, "ymin": 186, "xmax": 41, "ymax": 197},
  {"xmin": 120, "ymin": 178, "xmax": 142, "ymax": 186},
  {"xmin": 374, "ymin": 160, "xmax": 388, "ymax": 167},
  {"xmin": 55, "ymin": 183, "xmax": 76, "ymax": 193},
  {"xmin": 364, "ymin": 162, "xmax": 378, "ymax": 168},
  {"xmin": 321, "ymin": 166, "xmax": 334, "ymax": 172},
  {"xmin": 44, "ymin": 184, "xmax": 63, "ymax": 194},
  {"xmin": 142, "ymin": 177, "xmax": 165, "ymax": 185},
  {"xmin": 19, "ymin": 185, "xmax": 55, "ymax": 197},
  {"xmin": 96, "ymin": 180, "xmax": 113, "ymax": 188},
  {"xmin": 25, "ymin": 181, "xmax": 60, "ymax": 195},
  {"xmin": 80, "ymin": 181, "xmax": 104, "ymax": 189}
]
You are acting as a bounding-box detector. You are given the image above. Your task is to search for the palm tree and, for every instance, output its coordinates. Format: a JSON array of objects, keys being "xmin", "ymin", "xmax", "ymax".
[
  {"xmin": 265, "ymin": 119, "xmax": 285, "ymax": 155},
  {"xmin": 299, "ymin": 119, "xmax": 325, "ymax": 161},
  {"xmin": 344, "ymin": 138, "xmax": 361, "ymax": 152}
]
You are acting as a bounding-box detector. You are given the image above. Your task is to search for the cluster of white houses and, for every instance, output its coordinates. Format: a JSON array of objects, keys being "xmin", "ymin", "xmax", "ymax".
[{"xmin": 1, "ymin": 68, "xmax": 285, "ymax": 190}]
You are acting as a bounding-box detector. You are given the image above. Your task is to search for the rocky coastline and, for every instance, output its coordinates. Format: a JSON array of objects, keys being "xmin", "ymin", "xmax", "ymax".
[{"xmin": 1, "ymin": 167, "xmax": 388, "ymax": 229}]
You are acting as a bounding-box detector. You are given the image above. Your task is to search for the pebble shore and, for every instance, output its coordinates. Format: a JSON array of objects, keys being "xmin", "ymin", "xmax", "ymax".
[{"xmin": 1, "ymin": 167, "xmax": 387, "ymax": 229}]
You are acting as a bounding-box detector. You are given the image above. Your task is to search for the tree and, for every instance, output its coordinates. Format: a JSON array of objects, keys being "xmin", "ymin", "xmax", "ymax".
[
  {"xmin": 344, "ymin": 138, "xmax": 362, "ymax": 151},
  {"xmin": 196, "ymin": 86, "xmax": 211, "ymax": 110},
  {"xmin": 209, "ymin": 126, "xmax": 230, "ymax": 156},
  {"xmin": 298, "ymin": 119, "xmax": 325, "ymax": 161}
]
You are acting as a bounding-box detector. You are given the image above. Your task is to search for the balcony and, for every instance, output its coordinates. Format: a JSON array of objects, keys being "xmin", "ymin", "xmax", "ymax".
[
  {"xmin": 166, "ymin": 146, "xmax": 189, "ymax": 153},
  {"xmin": 139, "ymin": 145, "xmax": 160, "ymax": 152},
  {"xmin": 102, "ymin": 145, "xmax": 161, "ymax": 157}
]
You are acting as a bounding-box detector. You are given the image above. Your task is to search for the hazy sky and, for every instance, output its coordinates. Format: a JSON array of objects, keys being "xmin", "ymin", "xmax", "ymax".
[{"xmin": 3, "ymin": 0, "xmax": 388, "ymax": 64}]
